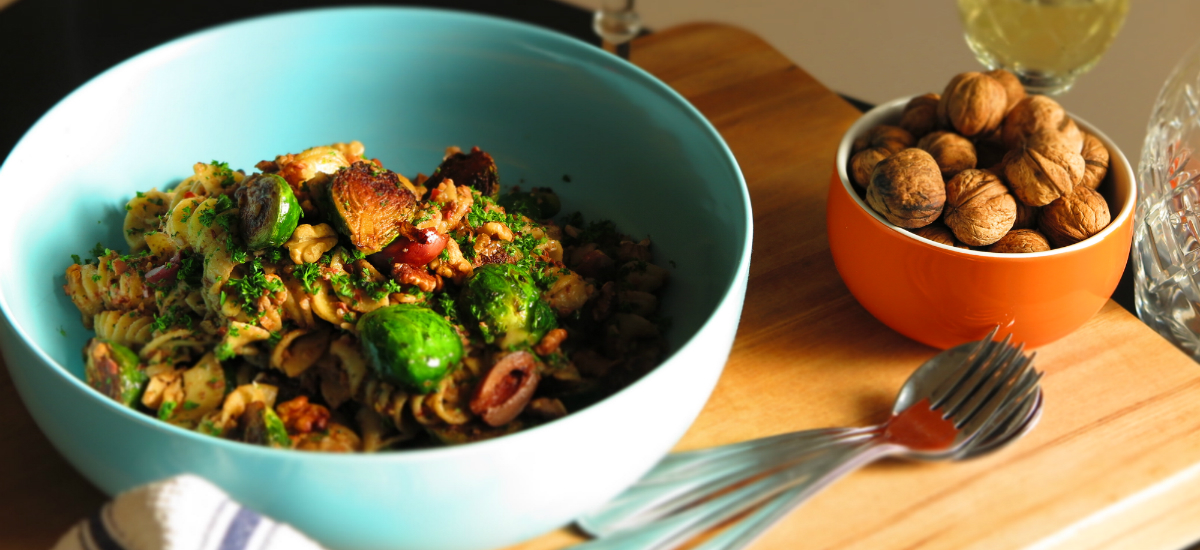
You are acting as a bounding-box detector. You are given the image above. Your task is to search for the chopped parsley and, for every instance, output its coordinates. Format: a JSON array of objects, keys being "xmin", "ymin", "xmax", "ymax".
[
  {"xmin": 89, "ymin": 242, "xmax": 106, "ymax": 261},
  {"xmin": 150, "ymin": 306, "xmax": 194, "ymax": 333},
  {"xmin": 215, "ymin": 342, "xmax": 235, "ymax": 361},
  {"xmin": 198, "ymin": 194, "xmax": 235, "ymax": 227},
  {"xmin": 225, "ymin": 259, "xmax": 284, "ymax": 319},
  {"xmin": 434, "ymin": 293, "xmax": 459, "ymax": 324},
  {"xmin": 211, "ymin": 160, "xmax": 235, "ymax": 188},
  {"xmin": 294, "ymin": 262, "xmax": 323, "ymax": 294},
  {"xmin": 177, "ymin": 253, "xmax": 203, "ymax": 286},
  {"xmin": 157, "ymin": 401, "xmax": 177, "ymax": 420}
]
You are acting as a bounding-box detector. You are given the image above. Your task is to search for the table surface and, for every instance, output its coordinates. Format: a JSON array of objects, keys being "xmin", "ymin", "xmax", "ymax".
[{"xmin": 4, "ymin": 13, "xmax": 1200, "ymax": 550}]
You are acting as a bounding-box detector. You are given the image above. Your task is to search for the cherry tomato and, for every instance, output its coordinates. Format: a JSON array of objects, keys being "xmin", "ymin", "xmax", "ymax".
[{"xmin": 368, "ymin": 228, "xmax": 448, "ymax": 270}]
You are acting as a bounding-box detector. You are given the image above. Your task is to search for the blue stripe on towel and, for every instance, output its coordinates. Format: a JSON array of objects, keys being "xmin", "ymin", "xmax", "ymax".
[
  {"xmin": 219, "ymin": 507, "xmax": 264, "ymax": 550},
  {"xmin": 86, "ymin": 507, "xmax": 125, "ymax": 550}
]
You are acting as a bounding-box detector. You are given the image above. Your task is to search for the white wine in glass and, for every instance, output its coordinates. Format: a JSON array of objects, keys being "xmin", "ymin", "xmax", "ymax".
[{"xmin": 957, "ymin": 0, "xmax": 1129, "ymax": 95}]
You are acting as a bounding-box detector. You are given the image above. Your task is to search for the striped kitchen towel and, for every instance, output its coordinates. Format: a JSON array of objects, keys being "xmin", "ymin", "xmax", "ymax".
[{"xmin": 51, "ymin": 475, "xmax": 326, "ymax": 550}]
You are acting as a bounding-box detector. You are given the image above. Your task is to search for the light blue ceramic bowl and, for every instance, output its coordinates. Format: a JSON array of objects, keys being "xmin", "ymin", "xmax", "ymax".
[{"xmin": 0, "ymin": 8, "xmax": 751, "ymax": 550}]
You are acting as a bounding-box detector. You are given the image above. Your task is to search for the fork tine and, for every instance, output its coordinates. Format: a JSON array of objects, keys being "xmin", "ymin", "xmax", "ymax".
[
  {"xmin": 958, "ymin": 368, "xmax": 1042, "ymax": 452},
  {"xmin": 946, "ymin": 339, "xmax": 1025, "ymax": 422},
  {"xmin": 930, "ymin": 325, "xmax": 1000, "ymax": 410},
  {"xmin": 936, "ymin": 331, "xmax": 1012, "ymax": 414},
  {"xmin": 955, "ymin": 382, "xmax": 1041, "ymax": 459},
  {"xmin": 957, "ymin": 354, "xmax": 1041, "ymax": 435}
]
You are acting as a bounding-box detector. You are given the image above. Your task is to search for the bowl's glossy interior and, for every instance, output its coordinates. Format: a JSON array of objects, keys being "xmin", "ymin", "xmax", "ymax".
[
  {"xmin": 0, "ymin": 8, "xmax": 751, "ymax": 550},
  {"xmin": 827, "ymin": 97, "xmax": 1135, "ymax": 349}
]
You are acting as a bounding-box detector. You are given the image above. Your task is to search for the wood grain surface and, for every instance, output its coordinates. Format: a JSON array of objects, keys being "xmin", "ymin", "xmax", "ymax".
[
  {"xmin": 2, "ymin": 22, "xmax": 1199, "ymax": 550},
  {"xmin": 510, "ymin": 23, "xmax": 1200, "ymax": 550}
]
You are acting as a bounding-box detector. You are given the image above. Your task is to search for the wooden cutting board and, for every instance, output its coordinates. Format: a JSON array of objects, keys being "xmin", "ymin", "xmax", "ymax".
[
  {"xmin": 3, "ymin": 22, "xmax": 1200, "ymax": 550},
  {"xmin": 510, "ymin": 23, "xmax": 1200, "ymax": 550}
]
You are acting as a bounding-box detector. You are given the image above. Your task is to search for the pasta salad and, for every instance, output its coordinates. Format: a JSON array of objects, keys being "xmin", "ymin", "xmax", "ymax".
[{"xmin": 63, "ymin": 143, "xmax": 669, "ymax": 451}]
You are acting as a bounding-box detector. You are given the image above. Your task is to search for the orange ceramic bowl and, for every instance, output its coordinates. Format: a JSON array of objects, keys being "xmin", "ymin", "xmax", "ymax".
[{"xmin": 827, "ymin": 97, "xmax": 1135, "ymax": 349}]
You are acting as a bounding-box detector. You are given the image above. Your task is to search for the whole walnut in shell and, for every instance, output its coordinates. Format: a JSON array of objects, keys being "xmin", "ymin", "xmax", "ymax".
[
  {"xmin": 900, "ymin": 93, "xmax": 940, "ymax": 138},
  {"xmin": 1039, "ymin": 186, "xmax": 1111, "ymax": 248},
  {"xmin": 1079, "ymin": 132, "xmax": 1111, "ymax": 190},
  {"xmin": 912, "ymin": 224, "xmax": 969, "ymax": 249},
  {"xmin": 1001, "ymin": 95, "xmax": 1083, "ymax": 151},
  {"xmin": 987, "ymin": 229, "xmax": 1052, "ymax": 253},
  {"xmin": 943, "ymin": 169, "xmax": 1016, "ymax": 246},
  {"xmin": 1003, "ymin": 132, "xmax": 1086, "ymax": 206},
  {"xmin": 1012, "ymin": 201, "xmax": 1041, "ymax": 230},
  {"xmin": 850, "ymin": 147, "xmax": 893, "ymax": 190},
  {"xmin": 984, "ymin": 69, "xmax": 1026, "ymax": 114},
  {"xmin": 853, "ymin": 125, "xmax": 914, "ymax": 155},
  {"xmin": 866, "ymin": 148, "xmax": 946, "ymax": 229},
  {"xmin": 937, "ymin": 72, "xmax": 1008, "ymax": 138},
  {"xmin": 918, "ymin": 131, "xmax": 977, "ymax": 179}
]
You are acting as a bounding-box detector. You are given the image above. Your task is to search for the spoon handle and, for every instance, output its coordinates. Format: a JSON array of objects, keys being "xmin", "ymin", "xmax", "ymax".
[
  {"xmin": 570, "ymin": 439, "xmax": 887, "ymax": 550},
  {"xmin": 576, "ymin": 426, "xmax": 877, "ymax": 537},
  {"xmin": 689, "ymin": 442, "xmax": 902, "ymax": 550}
]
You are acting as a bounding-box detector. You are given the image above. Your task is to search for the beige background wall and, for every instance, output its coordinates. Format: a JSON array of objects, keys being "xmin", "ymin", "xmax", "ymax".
[{"xmin": 570, "ymin": 0, "xmax": 1197, "ymax": 170}]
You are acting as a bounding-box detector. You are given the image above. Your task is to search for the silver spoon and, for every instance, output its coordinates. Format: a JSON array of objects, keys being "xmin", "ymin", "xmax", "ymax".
[{"xmin": 574, "ymin": 329, "xmax": 1042, "ymax": 549}]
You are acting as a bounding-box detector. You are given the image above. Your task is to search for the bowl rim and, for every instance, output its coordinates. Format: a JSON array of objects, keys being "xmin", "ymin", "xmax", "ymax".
[
  {"xmin": 0, "ymin": 6, "xmax": 753, "ymax": 462},
  {"xmin": 835, "ymin": 95, "xmax": 1136, "ymax": 258}
]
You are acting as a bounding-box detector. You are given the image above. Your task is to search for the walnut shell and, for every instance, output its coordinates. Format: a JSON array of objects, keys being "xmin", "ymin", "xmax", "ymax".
[
  {"xmin": 1003, "ymin": 132, "xmax": 1085, "ymax": 206},
  {"xmin": 937, "ymin": 72, "xmax": 1008, "ymax": 138},
  {"xmin": 850, "ymin": 147, "xmax": 892, "ymax": 190},
  {"xmin": 1079, "ymin": 132, "xmax": 1110, "ymax": 190},
  {"xmin": 866, "ymin": 148, "xmax": 946, "ymax": 229},
  {"xmin": 984, "ymin": 69, "xmax": 1026, "ymax": 114},
  {"xmin": 1012, "ymin": 201, "xmax": 1041, "ymax": 230},
  {"xmin": 899, "ymin": 93, "xmax": 940, "ymax": 138},
  {"xmin": 987, "ymin": 229, "xmax": 1051, "ymax": 253},
  {"xmin": 912, "ymin": 223, "xmax": 970, "ymax": 249},
  {"xmin": 917, "ymin": 131, "xmax": 977, "ymax": 179},
  {"xmin": 1001, "ymin": 95, "xmax": 1083, "ymax": 151},
  {"xmin": 943, "ymin": 169, "xmax": 1017, "ymax": 246},
  {"xmin": 866, "ymin": 125, "xmax": 914, "ymax": 154},
  {"xmin": 1039, "ymin": 186, "xmax": 1111, "ymax": 248}
]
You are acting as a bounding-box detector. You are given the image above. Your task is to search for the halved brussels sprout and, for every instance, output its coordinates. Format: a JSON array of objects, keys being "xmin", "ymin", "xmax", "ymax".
[
  {"xmin": 236, "ymin": 173, "xmax": 301, "ymax": 250},
  {"xmin": 235, "ymin": 401, "xmax": 292, "ymax": 448},
  {"xmin": 321, "ymin": 162, "xmax": 416, "ymax": 254},
  {"xmin": 358, "ymin": 304, "xmax": 464, "ymax": 393},
  {"xmin": 84, "ymin": 338, "xmax": 147, "ymax": 407},
  {"xmin": 498, "ymin": 187, "xmax": 561, "ymax": 219},
  {"xmin": 460, "ymin": 263, "xmax": 557, "ymax": 349},
  {"xmin": 426, "ymin": 146, "xmax": 500, "ymax": 198}
]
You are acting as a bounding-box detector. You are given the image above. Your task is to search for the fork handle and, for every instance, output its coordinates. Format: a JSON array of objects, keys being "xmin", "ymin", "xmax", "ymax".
[
  {"xmin": 576, "ymin": 427, "xmax": 876, "ymax": 537},
  {"xmin": 570, "ymin": 440, "xmax": 900, "ymax": 550},
  {"xmin": 690, "ymin": 443, "xmax": 902, "ymax": 550}
]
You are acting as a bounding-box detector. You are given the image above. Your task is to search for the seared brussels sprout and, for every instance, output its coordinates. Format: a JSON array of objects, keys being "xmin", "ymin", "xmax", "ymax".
[
  {"xmin": 320, "ymin": 161, "xmax": 416, "ymax": 254},
  {"xmin": 498, "ymin": 187, "xmax": 561, "ymax": 219},
  {"xmin": 359, "ymin": 304, "xmax": 464, "ymax": 393},
  {"xmin": 235, "ymin": 401, "xmax": 292, "ymax": 448},
  {"xmin": 460, "ymin": 263, "xmax": 557, "ymax": 349},
  {"xmin": 236, "ymin": 173, "xmax": 301, "ymax": 250},
  {"xmin": 84, "ymin": 338, "xmax": 147, "ymax": 407},
  {"xmin": 425, "ymin": 146, "xmax": 500, "ymax": 198}
]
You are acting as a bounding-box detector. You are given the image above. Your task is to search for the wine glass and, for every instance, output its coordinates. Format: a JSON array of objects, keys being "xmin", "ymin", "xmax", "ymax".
[
  {"xmin": 956, "ymin": 0, "xmax": 1129, "ymax": 95},
  {"xmin": 593, "ymin": 0, "xmax": 641, "ymax": 60}
]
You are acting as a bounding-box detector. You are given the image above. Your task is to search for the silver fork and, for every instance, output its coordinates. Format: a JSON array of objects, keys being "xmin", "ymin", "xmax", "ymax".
[{"xmin": 573, "ymin": 333, "xmax": 1042, "ymax": 550}]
